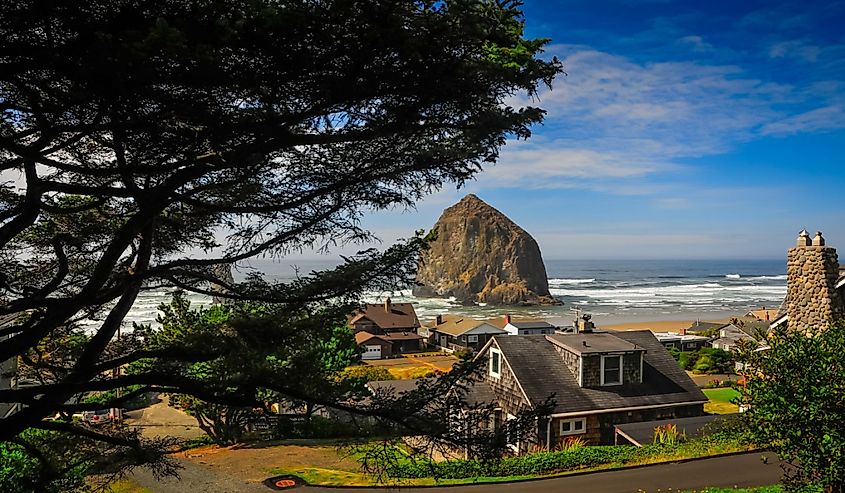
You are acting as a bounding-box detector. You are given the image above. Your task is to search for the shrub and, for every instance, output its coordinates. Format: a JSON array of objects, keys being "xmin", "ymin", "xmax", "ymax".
[
  {"xmin": 653, "ymin": 424, "xmax": 685, "ymax": 445},
  {"xmin": 677, "ymin": 351, "xmax": 698, "ymax": 370},
  {"xmin": 342, "ymin": 365, "xmax": 395, "ymax": 382},
  {"xmin": 390, "ymin": 446, "xmax": 638, "ymax": 479}
]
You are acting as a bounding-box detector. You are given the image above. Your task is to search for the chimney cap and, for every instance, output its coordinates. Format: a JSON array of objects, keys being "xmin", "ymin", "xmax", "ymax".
[
  {"xmin": 813, "ymin": 231, "xmax": 825, "ymax": 246},
  {"xmin": 797, "ymin": 229, "xmax": 811, "ymax": 246}
]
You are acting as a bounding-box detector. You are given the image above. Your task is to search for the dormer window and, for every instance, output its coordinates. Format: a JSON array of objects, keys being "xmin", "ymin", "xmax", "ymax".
[
  {"xmin": 489, "ymin": 348, "xmax": 502, "ymax": 378},
  {"xmin": 600, "ymin": 355, "xmax": 622, "ymax": 386}
]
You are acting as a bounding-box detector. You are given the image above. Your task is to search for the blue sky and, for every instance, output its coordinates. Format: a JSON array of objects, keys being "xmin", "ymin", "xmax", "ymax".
[{"xmin": 309, "ymin": 0, "xmax": 845, "ymax": 261}]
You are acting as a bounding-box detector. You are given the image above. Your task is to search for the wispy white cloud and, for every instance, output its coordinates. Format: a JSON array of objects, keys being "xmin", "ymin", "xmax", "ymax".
[
  {"xmin": 679, "ymin": 35, "xmax": 714, "ymax": 53},
  {"xmin": 769, "ymin": 40, "xmax": 821, "ymax": 62},
  {"xmin": 760, "ymin": 105, "xmax": 845, "ymax": 136},
  {"xmin": 497, "ymin": 43, "xmax": 844, "ymax": 192}
]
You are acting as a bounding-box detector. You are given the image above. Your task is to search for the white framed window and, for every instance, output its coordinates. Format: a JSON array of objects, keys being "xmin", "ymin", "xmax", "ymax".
[
  {"xmin": 601, "ymin": 355, "xmax": 622, "ymax": 386},
  {"xmin": 489, "ymin": 348, "xmax": 502, "ymax": 378},
  {"xmin": 559, "ymin": 418, "xmax": 586, "ymax": 436},
  {"xmin": 467, "ymin": 335, "xmax": 478, "ymax": 343}
]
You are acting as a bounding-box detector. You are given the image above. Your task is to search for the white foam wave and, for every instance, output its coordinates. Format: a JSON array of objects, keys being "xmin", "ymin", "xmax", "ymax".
[
  {"xmin": 548, "ymin": 278, "xmax": 596, "ymax": 285},
  {"xmin": 725, "ymin": 273, "xmax": 741, "ymax": 279},
  {"xmin": 747, "ymin": 275, "xmax": 787, "ymax": 281}
]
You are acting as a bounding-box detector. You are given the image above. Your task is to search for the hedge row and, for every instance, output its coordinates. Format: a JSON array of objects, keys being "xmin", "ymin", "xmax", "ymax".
[{"xmin": 394, "ymin": 446, "xmax": 641, "ymax": 479}]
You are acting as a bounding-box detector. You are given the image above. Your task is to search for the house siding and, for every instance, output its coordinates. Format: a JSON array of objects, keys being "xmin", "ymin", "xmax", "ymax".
[
  {"xmin": 431, "ymin": 331, "xmax": 498, "ymax": 353},
  {"xmin": 483, "ymin": 343, "xmax": 529, "ymax": 417},
  {"xmin": 549, "ymin": 344, "xmax": 580, "ymax": 380}
]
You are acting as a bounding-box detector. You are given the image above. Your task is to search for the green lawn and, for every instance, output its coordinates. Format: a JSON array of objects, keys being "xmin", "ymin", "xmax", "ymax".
[
  {"xmin": 680, "ymin": 487, "xmax": 782, "ymax": 493},
  {"xmin": 703, "ymin": 388, "xmax": 741, "ymax": 414}
]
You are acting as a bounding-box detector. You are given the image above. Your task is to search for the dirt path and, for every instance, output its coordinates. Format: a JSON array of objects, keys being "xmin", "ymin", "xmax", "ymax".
[
  {"xmin": 124, "ymin": 395, "xmax": 203, "ymax": 441},
  {"xmin": 128, "ymin": 456, "xmax": 268, "ymax": 493},
  {"xmin": 182, "ymin": 443, "xmax": 358, "ymax": 484}
]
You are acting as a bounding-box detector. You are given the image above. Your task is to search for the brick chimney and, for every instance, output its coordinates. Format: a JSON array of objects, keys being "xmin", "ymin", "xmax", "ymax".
[
  {"xmin": 384, "ymin": 296, "xmax": 392, "ymax": 313},
  {"xmin": 503, "ymin": 314, "xmax": 511, "ymax": 325},
  {"xmin": 786, "ymin": 230, "xmax": 845, "ymax": 332}
]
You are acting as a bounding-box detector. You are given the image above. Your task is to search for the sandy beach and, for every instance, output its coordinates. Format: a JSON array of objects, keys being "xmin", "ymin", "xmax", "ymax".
[{"xmin": 600, "ymin": 318, "xmax": 732, "ymax": 333}]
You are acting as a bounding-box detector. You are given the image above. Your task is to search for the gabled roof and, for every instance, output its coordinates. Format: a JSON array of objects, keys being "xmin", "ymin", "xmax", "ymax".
[
  {"xmin": 355, "ymin": 331, "xmax": 422, "ymax": 345},
  {"xmin": 426, "ymin": 314, "xmax": 507, "ymax": 337},
  {"xmin": 349, "ymin": 302, "xmax": 420, "ymax": 330},
  {"xmin": 684, "ymin": 321, "xmax": 726, "ymax": 333},
  {"xmin": 489, "ymin": 331, "xmax": 707, "ymax": 415}
]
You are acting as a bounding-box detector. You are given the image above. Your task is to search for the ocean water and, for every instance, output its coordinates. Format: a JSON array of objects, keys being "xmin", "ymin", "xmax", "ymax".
[{"xmin": 109, "ymin": 258, "xmax": 787, "ymax": 330}]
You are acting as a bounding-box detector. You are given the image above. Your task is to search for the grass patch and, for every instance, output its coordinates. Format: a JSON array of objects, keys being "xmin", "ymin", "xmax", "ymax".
[
  {"xmin": 106, "ymin": 480, "xmax": 154, "ymax": 493},
  {"xmin": 680, "ymin": 486, "xmax": 782, "ymax": 493},
  {"xmin": 388, "ymin": 366, "xmax": 437, "ymax": 379},
  {"xmin": 704, "ymin": 388, "xmax": 741, "ymax": 414}
]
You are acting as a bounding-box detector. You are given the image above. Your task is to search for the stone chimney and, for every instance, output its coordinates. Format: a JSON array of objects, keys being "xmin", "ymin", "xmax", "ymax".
[
  {"xmin": 384, "ymin": 297, "xmax": 392, "ymax": 313},
  {"xmin": 435, "ymin": 314, "xmax": 443, "ymax": 325},
  {"xmin": 786, "ymin": 230, "xmax": 844, "ymax": 332}
]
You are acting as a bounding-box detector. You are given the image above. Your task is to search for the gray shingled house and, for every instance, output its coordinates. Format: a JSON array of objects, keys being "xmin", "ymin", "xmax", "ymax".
[{"xmin": 467, "ymin": 330, "xmax": 707, "ymax": 451}]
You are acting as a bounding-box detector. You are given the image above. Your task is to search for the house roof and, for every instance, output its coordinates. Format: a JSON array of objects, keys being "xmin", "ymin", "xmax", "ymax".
[
  {"xmin": 367, "ymin": 379, "xmax": 421, "ymax": 395},
  {"xmin": 426, "ymin": 314, "xmax": 507, "ymax": 337},
  {"xmin": 462, "ymin": 380, "xmax": 499, "ymax": 407},
  {"xmin": 546, "ymin": 333, "xmax": 645, "ymax": 355},
  {"xmin": 489, "ymin": 331, "xmax": 707, "ymax": 415},
  {"xmin": 349, "ymin": 301, "xmax": 420, "ymax": 330},
  {"xmin": 355, "ymin": 331, "xmax": 422, "ymax": 345},
  {"xmin": 509, "ymin": 321, "xmax": 558, "ymax": 330},
  {"xmin": 684, "ymin": 321, "xmax": 726, "ymax": 333}
]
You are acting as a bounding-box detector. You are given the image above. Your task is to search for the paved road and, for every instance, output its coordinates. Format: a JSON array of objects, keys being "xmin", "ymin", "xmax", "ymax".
[{"xmin": 305, "ymin": 452, "xmax": 782, "ymax": 493}]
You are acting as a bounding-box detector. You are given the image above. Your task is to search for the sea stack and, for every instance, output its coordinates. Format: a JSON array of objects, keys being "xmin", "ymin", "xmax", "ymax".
[{"xmin": 414, "ymin": 194, "xmax": 557, "ymax": 305}]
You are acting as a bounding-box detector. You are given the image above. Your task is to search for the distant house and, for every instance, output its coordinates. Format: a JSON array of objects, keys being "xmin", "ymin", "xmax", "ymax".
[
  {"xmin": 494, "ymin": 314, "xmax": 558, "ymax": 335},
  {"xmin": 421, "ymin": 314, "xmax": 507, "ymax": 352},
  {"xmin": 356, "ymin": 331, "xmax": 424, "ymax": 360},
  {"xmin": 683, "ymin": 321, "xmax": 725, "ymax": 335},
  {"xmin": 465, "ymin": 330, "xmax": 707, "ymax": 451},
  {"xmin": 653, "ymin": 332, "xmax": 711, "ymax": 352},
  {"xmin": 745, "ymin": 307, "xmax": 779, "ymax": 322},
  {"xmin": 710, "ymin": 324, "xmax": 755, "ymax": 352},
  {"xmin": 349, "ymin": 298, "xmax": 423, "ymax": 359}
]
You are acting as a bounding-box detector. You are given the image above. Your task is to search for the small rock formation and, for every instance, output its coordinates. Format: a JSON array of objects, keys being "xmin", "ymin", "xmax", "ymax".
[
  {"xmin": 209, "ymin": 263, "xmax": 235, "ymax": 305},
  {"xmin": 414, "ymin": 194, "xmax": 557, "ymax": 305}
]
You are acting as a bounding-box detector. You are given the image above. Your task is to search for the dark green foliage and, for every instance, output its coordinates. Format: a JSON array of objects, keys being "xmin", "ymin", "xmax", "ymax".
[
  {"xmin": 139, "ymin": 292, "xmax": 363, "ymax": 445},
  {"xmin": 737, "ymin": 323, "xmax": 845, "ymax": 493},
  {"xmin": 396, "ymin": 446, "xmax": 636, "ymax": 478},
  {"xmin": 0, "ymin": 0, "xmax": 562, "ymax": 483},
  {"xmin": 271, "ymin": 415, "xmax": 387, "ymax": 440},
  {"xmin": 671, "ymin": 348, "xmax": 734, "ymax": 374}
]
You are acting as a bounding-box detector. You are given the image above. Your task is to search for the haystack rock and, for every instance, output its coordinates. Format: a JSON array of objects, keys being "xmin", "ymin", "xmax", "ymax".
[{"xmin": 414, "ymin": 194, "xmax": 557, "ymax": 305}]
